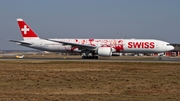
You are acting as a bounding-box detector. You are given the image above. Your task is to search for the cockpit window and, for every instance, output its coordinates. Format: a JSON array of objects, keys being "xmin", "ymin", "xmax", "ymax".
[{"xmin": 167, "ymin": 44, "xmax": 171, "ymax": 46}]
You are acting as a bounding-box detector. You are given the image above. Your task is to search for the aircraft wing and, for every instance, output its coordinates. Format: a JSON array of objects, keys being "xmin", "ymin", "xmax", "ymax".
[
  {"xmin": 9, "ymin": 40, "xmax": 32, "ymax": 45},
  {"xmin": 47, "ymin": 39, "xmax": 97, "ymax": 50}
]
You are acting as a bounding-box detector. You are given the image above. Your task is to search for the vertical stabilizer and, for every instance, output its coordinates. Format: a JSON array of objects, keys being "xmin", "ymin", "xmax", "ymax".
[{"xmin": 17, "ymin": 18, "xmax": 39, "ymax": 40}]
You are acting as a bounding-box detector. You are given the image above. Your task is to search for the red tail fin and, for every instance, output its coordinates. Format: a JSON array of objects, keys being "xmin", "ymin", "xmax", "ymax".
[{"xmin": 17, "ymin": 18, "xmax": 39, "ymax": 40}]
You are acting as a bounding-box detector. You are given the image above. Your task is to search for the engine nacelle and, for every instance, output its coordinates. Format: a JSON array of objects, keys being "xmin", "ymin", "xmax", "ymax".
[{"xmin": 97, "ymin": 47, "xmax": 112, "ymax": 56}]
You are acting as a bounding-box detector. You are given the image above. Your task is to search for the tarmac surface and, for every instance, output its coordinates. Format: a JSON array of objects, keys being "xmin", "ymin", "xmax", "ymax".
[{"xmin": 0, "ymin": 56, "xmax": 180, "ymax": 63}]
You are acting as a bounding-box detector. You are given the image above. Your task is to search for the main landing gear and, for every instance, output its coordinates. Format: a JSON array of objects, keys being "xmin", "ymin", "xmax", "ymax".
[
  {"xmin": 81, "ymin": 51, "xmax": 98, "ymax": 59},
  {"xmin": 82, "ymin": 55, "xmax": 98, "ymax": 59}
]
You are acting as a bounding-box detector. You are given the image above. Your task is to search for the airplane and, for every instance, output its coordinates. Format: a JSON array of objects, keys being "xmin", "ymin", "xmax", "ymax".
[
  {"xmin": 9, "ymin": 18, "xmax": 174, "ymax": 60},
  {"xmin": 0, "ymin": 53, "xmax": 24, "ymax": 58},
  {"xmin": 16, "ymin": 55, "xmax": 24, "ymax": 59}
]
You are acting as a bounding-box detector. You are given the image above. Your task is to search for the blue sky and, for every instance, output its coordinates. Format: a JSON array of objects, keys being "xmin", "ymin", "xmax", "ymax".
[{"xmin": 0, "ymin": 0, "xmax": 180, "ymax": 50}]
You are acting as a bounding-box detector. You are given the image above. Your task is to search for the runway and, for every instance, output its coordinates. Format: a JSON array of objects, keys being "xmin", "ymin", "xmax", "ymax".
[{"xmin": 0, "ymin": 56, "xmax": 180, "ymax": 63}]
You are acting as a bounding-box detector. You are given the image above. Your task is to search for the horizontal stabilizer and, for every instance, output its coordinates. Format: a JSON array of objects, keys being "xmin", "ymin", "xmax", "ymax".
[{"xmin": 9, "ymin": 40, "xmax": 32, "ymax": 45}]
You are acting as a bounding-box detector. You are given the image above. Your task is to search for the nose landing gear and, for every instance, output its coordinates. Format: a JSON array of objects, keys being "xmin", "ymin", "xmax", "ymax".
[{"xmin": 158, "ymin": 56, "xmax": 162, "ymax": 60}]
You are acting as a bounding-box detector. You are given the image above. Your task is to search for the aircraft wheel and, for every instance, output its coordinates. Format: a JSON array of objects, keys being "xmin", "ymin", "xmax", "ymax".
[
  {"xmin": 92, "ymin": 56, "xmax": 95, "ymax": 59},
  {"xmin": 158, "ymin": 57, "xmax": 162, "ymax": 60},
  {"xmin": 95, "ymin": 56, "xmax": 98, "ymax": 59},
  {"xmin": 82, "ymin": 56, "xmax": 85, "ymax": 59},
  {"xmin": 88, "ymin": 56, "xmax": 92, "ymax": 59}
]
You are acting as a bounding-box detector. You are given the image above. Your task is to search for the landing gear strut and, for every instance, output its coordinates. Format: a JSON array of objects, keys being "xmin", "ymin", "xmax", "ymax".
[{"xmin": 81, "ymin": 51, "xmax": 98, "ymax": 59}]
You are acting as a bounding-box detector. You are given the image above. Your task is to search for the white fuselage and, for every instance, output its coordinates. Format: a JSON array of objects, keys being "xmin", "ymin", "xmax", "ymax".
[{"xmin": 19, "ymin": 38, "xmax": 174, "ymax": 53}]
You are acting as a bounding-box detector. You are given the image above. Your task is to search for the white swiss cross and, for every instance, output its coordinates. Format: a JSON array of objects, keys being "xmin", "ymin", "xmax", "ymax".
[{"xmin": 21, "ymin": 25, "xmax": 30, "ymax": 34}]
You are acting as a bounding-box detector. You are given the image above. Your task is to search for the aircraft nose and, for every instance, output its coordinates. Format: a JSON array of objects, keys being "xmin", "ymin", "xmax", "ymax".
[
  {"xmin": 167, "ymin": 45, "xmax": 174, "ymax": 51},
  {"xmin": 171, "ymin": 46, "xmax": 174, "ymax": 50}
]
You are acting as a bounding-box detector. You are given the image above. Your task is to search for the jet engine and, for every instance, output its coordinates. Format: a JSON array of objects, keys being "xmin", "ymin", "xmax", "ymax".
[{"xmin": 97, "ymin": 47, "xmax": 112, "ymax": 56}]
